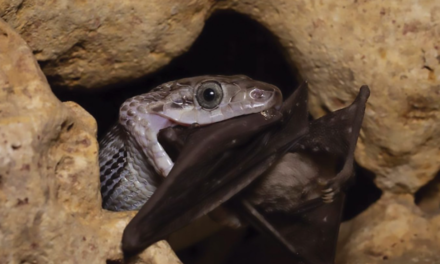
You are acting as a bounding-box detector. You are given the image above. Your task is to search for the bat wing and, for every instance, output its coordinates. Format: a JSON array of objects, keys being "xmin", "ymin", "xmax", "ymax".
[
  {"xmin": 122, "ymin": 82, "xmax": 310, "ymax": 257},
  {"xmin": 291, "ymin": 85, "xmax": 371, "ymax": 191},
  {"xmin": 231, "ymin": 194, "xmax": 344, "ymax": 264},
  {"xmin": 232, "ymin": 85, "xmax": 370, "ymax": 264}
]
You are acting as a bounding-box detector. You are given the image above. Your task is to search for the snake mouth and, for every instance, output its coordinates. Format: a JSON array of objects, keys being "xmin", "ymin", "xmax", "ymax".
[
  {"xmin": 117, "ymin": 75, "xmax": 284, "ymax": 177},
  {"xmin": 156, "ymin": 105, "xmax": 281, "ymax": 164}
]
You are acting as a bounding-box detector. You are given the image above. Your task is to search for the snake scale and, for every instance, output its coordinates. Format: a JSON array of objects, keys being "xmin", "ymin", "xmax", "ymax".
[{"xmin": 99, "ymin": 75, "xmax": 283, "ymax": 211}]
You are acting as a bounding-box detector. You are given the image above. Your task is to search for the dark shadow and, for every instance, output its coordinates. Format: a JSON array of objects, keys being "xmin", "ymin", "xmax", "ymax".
[
  {"xmin": 415, "ymin": 171, "xmax": 440, "ymax": 214},
  {"xmin": 342, "ymin": 164, "xmax": 382, "ymax": 221},
  {"xmin": 51, "ymin": 10, "xmax": 300, "ymax": 140}
]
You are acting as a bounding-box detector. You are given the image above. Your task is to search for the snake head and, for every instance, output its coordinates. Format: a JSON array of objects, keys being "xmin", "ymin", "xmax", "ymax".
[
  {"xmin": 114, "ymin": 75, "xmax": 283, "ymax": 182},
  {"xmin": 143, "ymin": 75, "xmax": 283, "ymax": 125}
]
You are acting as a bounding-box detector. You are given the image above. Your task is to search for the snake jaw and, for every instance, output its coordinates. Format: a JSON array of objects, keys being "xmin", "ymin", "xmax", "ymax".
[
  {"xmin": 121, "ymin": 76, "xmax": 283, "ymax": 177},
  {"xmin": 100, "ymin": 75, "xmax": 284, "ymax": 211},
  {"xmin": 146, "ymin": 76, "xmax": 283, "ymax": 125}
]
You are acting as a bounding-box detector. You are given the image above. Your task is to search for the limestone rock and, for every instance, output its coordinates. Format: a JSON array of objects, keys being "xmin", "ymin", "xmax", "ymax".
[
  {"xmin": 222, "ymin": 0, "xmax": 440, "ymax": 194},
  {"xmin": 2, "ymin": 0, "xmax": 440, "ymax": 262},
  {"xmin": 0, "ymin": 0, "xmax": 212, "ymax": 88},
  {"xmin": 337, "ymin": 194, "xmax": 440, "ymax": 264},
  {"xmin": 0, "ymin": 18, "xmax": 180, "ymax": 264},
  {"xmin": 2, "ymin": 0, "xmax": 439, "ymax": 193}
]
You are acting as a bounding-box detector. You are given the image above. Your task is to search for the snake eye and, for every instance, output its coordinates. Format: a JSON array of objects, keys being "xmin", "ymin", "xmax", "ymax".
[{"xmin": 196, "ymin": 82, "xmax": 223, "ymax": 109}]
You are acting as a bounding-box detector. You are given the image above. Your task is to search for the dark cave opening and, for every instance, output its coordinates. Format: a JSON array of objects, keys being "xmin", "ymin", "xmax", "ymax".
[
  {"xmin": 50, "ymin": 10, "xmax": 382, "ymax": 264},
  {"xmin": 52, "ymin": 10, "xmax": 300, "ymax": 140},
  {"xmin": 415, "ymin": 171, "xmax": 440, "ymax": 214},
  {"xmin": 343, "ymin": 165, "xmax": 382, "ymax": 221}
]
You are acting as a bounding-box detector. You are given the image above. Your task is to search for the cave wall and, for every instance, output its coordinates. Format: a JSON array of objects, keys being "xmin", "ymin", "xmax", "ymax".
[{"xmin": 1, "ymin": 0, "xmax": 440, "ymax": 263}]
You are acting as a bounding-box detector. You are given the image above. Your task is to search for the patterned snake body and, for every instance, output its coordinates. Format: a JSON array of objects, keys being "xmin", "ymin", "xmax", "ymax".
[{"xmin": 99, "ymin": 75, "xmax": 282, "ymax": 211}]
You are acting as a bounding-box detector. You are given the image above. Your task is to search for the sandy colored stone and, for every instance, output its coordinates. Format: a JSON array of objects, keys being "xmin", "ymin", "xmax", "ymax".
[
  {"xmin": 1, "ymin": 0, "xmax": 440, "ymax": 263},
  {"xmin": 222, "ymin": 0, "xmax": 440, "ymax": 193},
  {"xmin": 337, "ymin": 194, "xmax": 440, "ymax": 264},
  {"xmin": 0, "ymin": 0, "xmax": 212, "ymax": 88},
  {"xmin": 0, "ymin": 18, "xmax": 180, "ymax": 264},
  {"xmin": 2, "ymin": 0, "xmax": 439, "ymax": 193}
]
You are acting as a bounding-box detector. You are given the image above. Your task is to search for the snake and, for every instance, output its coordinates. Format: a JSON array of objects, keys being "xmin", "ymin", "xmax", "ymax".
[{"xmin": 99, "ymin": 75, "xmax": 283, "ymax": 211}]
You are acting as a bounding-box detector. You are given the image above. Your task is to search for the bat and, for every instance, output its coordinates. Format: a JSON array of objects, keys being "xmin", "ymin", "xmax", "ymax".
[
  {"xmin": 233, "ymin": 82, "xmax": 370, "ymax": 263},
  {"xmin": 121, "ymin": 81, "xmax": 370, "ymax": 264}
]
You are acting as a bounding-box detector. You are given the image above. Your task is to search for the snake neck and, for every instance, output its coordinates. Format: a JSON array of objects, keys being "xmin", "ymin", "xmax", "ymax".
[
  {"xmin": 99, "ymin": 124, "xmax": 162, "ymax": 211},
  {"xmin": 99, "ymin": 91, "xmax": 178, "ymax": 211},
  {"xmin": 119, "ymin": 94, "xmax": 176, "ymax": 177}
]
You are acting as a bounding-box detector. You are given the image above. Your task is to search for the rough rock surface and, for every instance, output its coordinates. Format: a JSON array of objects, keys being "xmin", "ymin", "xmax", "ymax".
[
  {"xmin": 0, "ymin": 0, "xmax": 212, "ymax": 89},
  {"xmin": 223, "ymin": 0, "xmax": 440, "ymax": 195},
  {"xmin": 0, "ymin": 19, "xmax": 180, "ymax": 264},
  {"xmin": 2, "ymin": 0, "xmax": 439, "ymax": 194},
  {"xmin": 1, "ymin": 1, "xmax": 440, "ymax": 263},
  {"xmin": 337, "ymin": 194, "xmax": 440, "ymax": 264}
]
